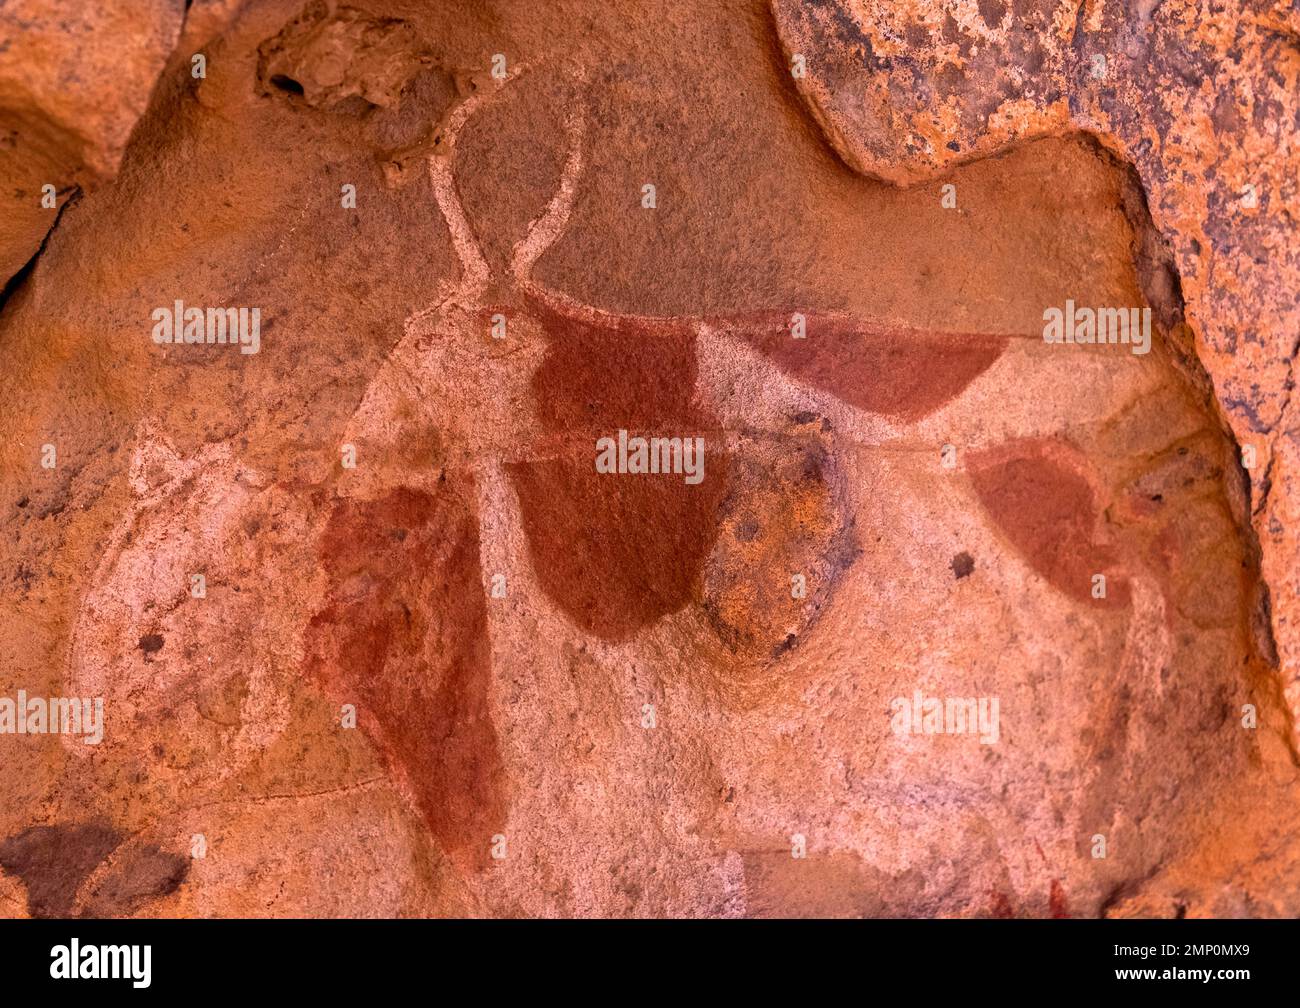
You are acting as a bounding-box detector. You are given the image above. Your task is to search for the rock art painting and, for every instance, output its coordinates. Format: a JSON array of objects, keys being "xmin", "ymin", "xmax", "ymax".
[{"xmin": 0, "ymin": 0, "xmax": 1298, "ymax": 926}]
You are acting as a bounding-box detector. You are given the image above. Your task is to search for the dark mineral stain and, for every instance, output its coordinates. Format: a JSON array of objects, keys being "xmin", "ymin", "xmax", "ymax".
[
  {"xmin": 138, "ymin": 633, "xmax": 164, "ymax": 654},
  {"xmin": 79, "ymin": 843, "xmax": 189, "ymax": 917},
  {"xmin": 0, "ymin": 822, "xmax": 123, "ymax": 918},
  {"xmin": 951, "ymin": 551, "xmax": 975, "ymax": 579},
  {"xmin": 306, "ymin": 485, "xmax": 506, "ymax": 869}
]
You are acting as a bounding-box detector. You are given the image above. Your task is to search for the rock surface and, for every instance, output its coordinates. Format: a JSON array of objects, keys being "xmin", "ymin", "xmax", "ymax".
[
  {"xmin": 0, "ymin": 0, "xmax": 1297, "ymax": 918},
  {"xmin": 774, "ymin": 0, "xmax": 1300, "ymax": 732},
  {"xmin": 0, "ymin": 0, "xmax": 187, "ymax": 284}
]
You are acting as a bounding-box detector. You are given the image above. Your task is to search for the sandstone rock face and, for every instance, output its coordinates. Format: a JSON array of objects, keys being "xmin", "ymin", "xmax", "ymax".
[
  {"xmin": 0, "ymin": 0, "xmax": 186, "ymax": 284},
  {"xmin": 0, "ymin": 0, "xmax": 1297, "ymax": 918},
  {"xmin": 774, "ymin": 0, "xmax": 1300, "ymax": 735}
]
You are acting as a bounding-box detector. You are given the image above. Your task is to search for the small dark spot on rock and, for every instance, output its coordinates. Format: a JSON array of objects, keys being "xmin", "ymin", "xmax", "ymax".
[
  {"xmin": 138, "ymin": 633, "xmax": 164, "ymax": 655},
  {"xmin": 951, "ymin": 551, "xmax": 975, "ymax": 579}
]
